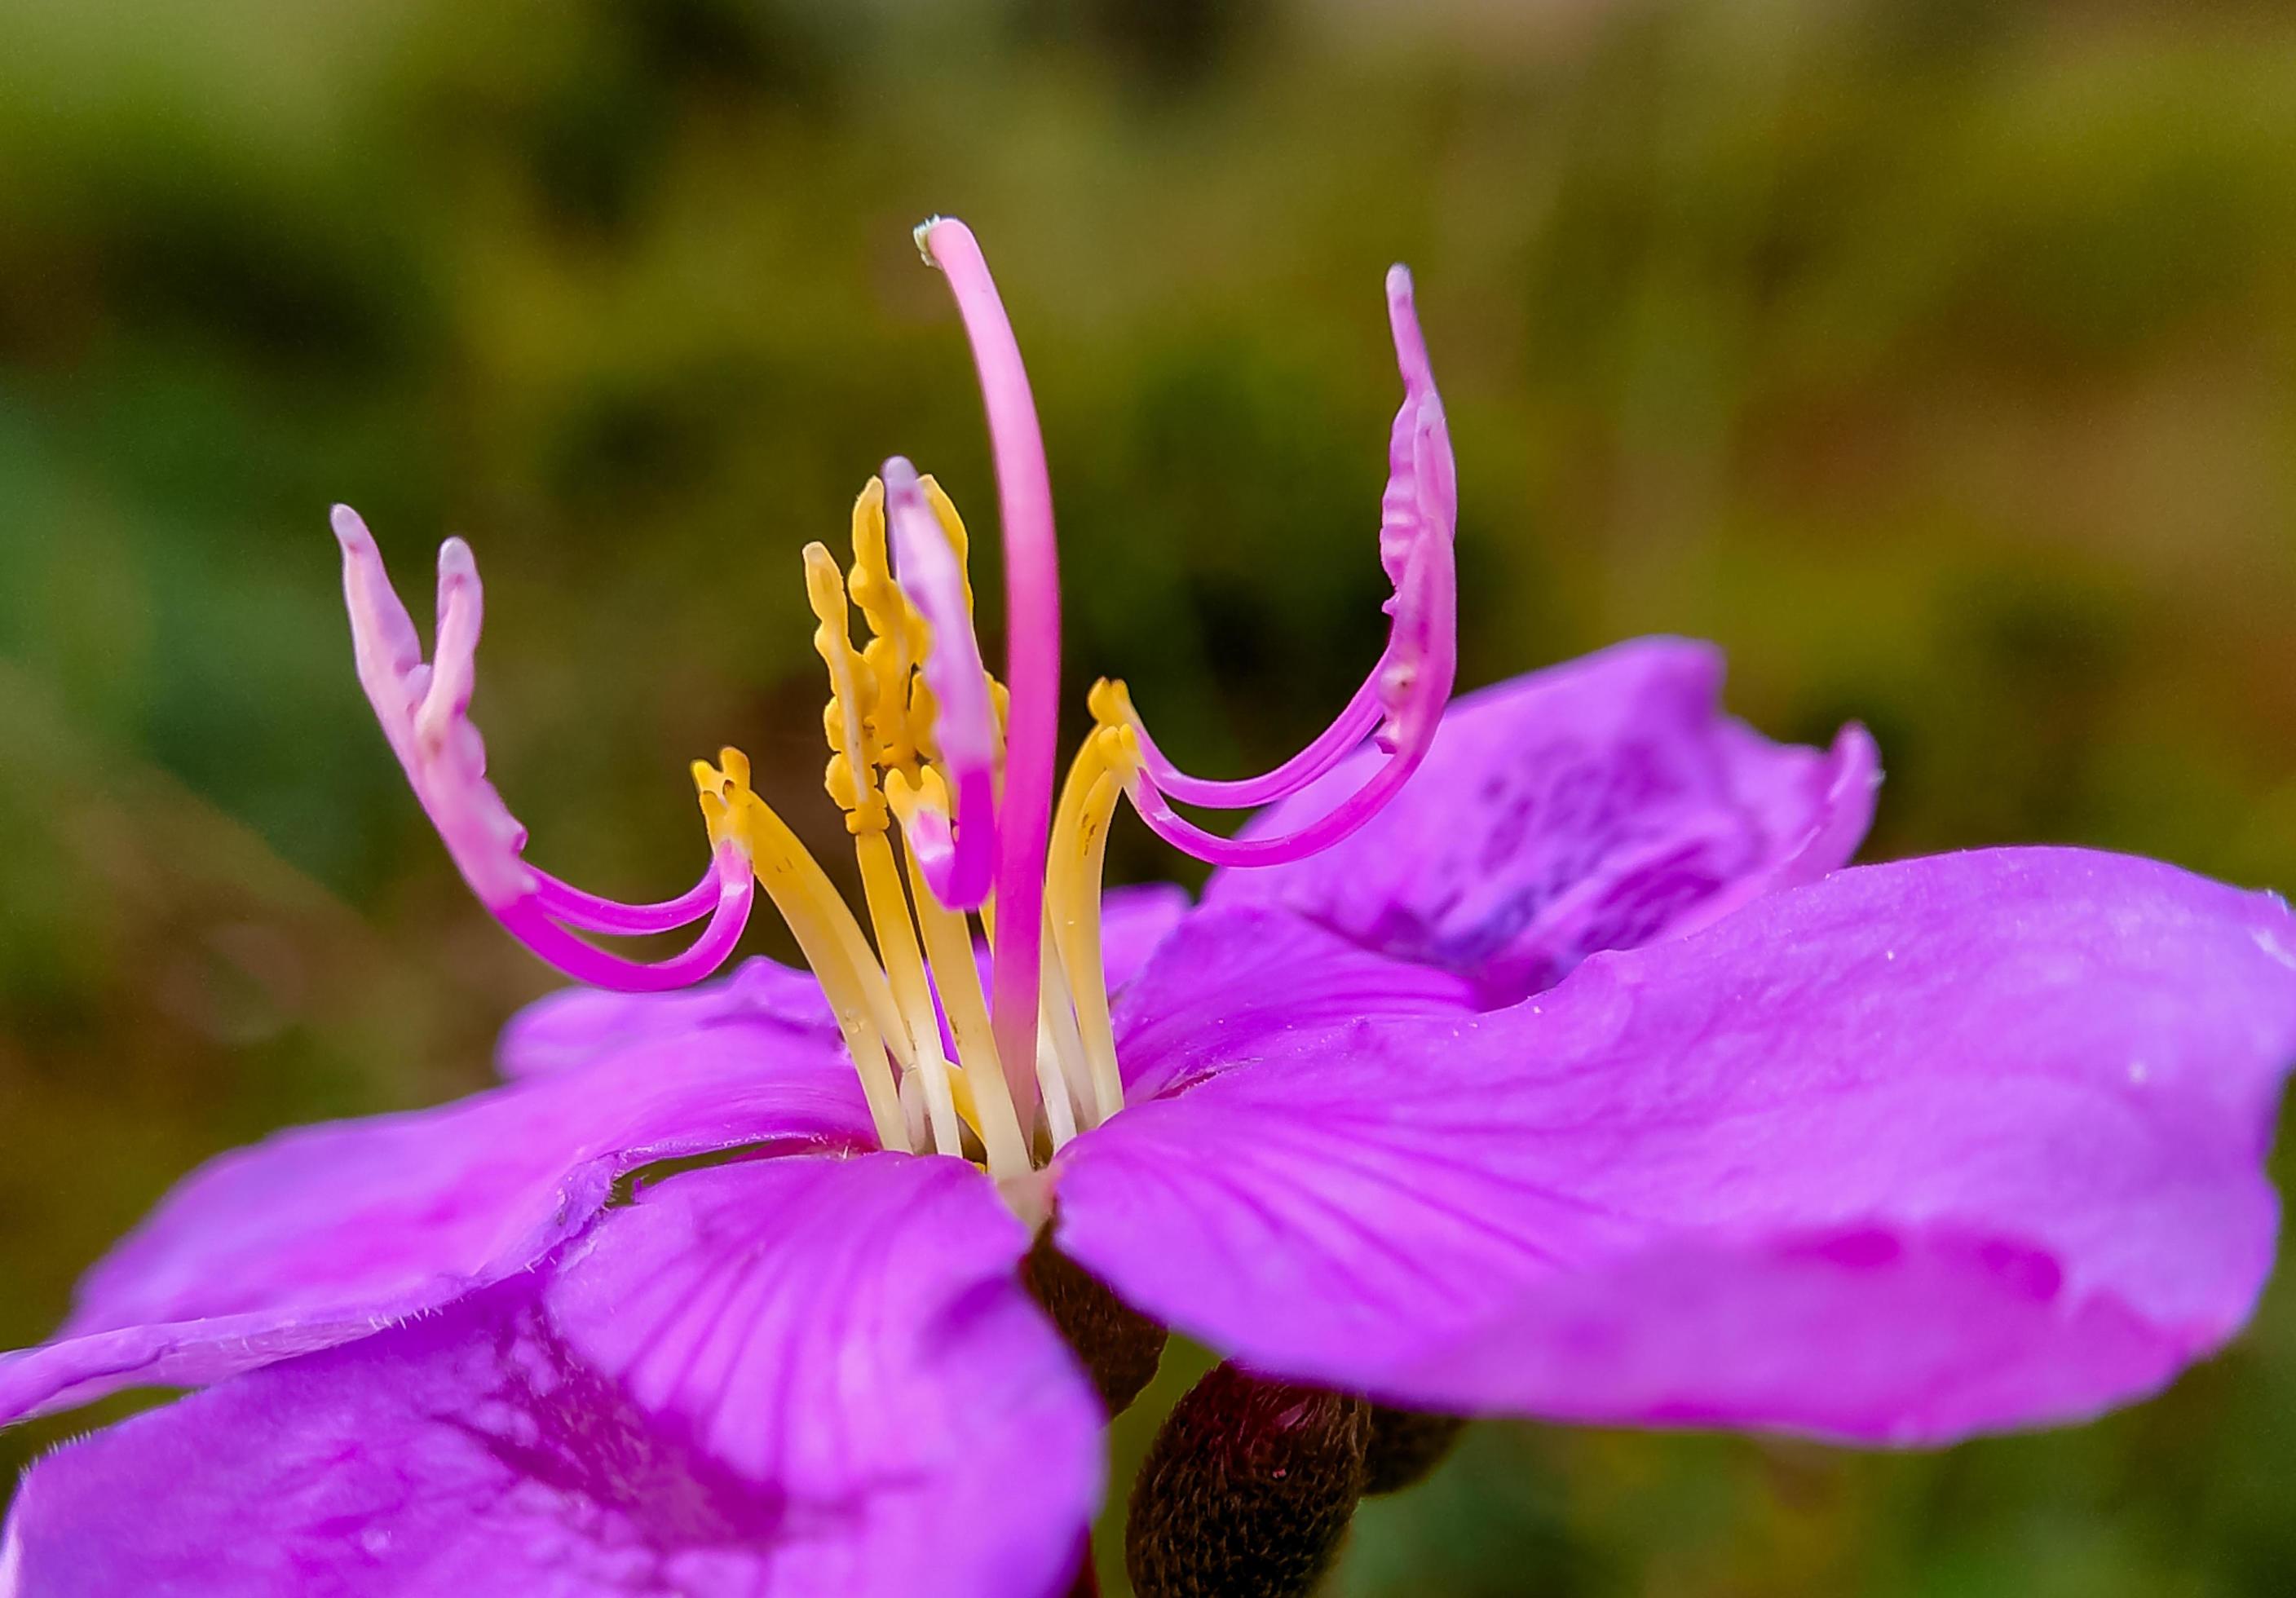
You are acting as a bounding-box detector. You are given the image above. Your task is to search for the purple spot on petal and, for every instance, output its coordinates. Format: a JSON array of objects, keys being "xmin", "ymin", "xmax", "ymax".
[
  {"xmin": 1976, "ymin": 1238, "xmax": 2065, "ymax": 1302},
  {"xmin": 1799, "ymin": 1229, "xmax": 1903, "ymax": 1270}
]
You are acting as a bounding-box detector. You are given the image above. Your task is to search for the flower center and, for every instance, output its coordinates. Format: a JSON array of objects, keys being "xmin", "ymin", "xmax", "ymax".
[
  {"xmin": 692, "ymin": 462, "xmax": 1139, "ymax": 1180},
  {"xmin": 333, "ymin": 216, "xmax": 1457, "ymax": 1181}
]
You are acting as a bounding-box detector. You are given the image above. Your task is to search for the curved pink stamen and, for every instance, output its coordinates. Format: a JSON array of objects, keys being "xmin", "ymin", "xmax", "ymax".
[
  {"xmin": 1129, "ymin": 672, "xmax": 1387, "ymax": 809},
  {"xmin": 528, "ymin": 867, "xmax": 723, "ymax": 935},
  {"xmin": 1125, "ymin": 738, "xmax": 1423, "ymax": 865},
  {"xmin": 333, "ymin": 505, "xmax": 753, "ymax": 989},
  {"xmin": 881, "ymin": 456, "xmax": 998, "ymax": 910},
  {"xmin": 500, "ymin": 845, "xmax": 756, "ymax": 992},
  {"xmin": 921, "ymin": 217, "xmax": 1059, "ymax": 1101},
  {"xmin": 1128, "ymin": 522, "xmax": 1456, "ymax": 864},
  {"xmin": 1125, "ymin": 264, "xmax": 1458, "ymax": 811}
]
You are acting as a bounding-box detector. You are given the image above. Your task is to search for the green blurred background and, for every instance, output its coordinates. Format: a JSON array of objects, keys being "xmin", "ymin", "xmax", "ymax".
[{"xmin": 4, "ymin": 0, "xmax": 2296, "ymax": 1591}]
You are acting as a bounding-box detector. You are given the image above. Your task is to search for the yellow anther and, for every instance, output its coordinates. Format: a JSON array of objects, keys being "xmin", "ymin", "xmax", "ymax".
[
  {"xmin": 805, "ymin": 542, "xmax": 890, "ymax": 834},
  {"xmin": 1092, "ymin": 719, "xmax": 1140, "ymax": 772},
  {"xmin": 691, "ymin": 753, "xmax": 760, "ymax": 856},
  {"xmin": 846, "ymin": 479, "xmax": 897, "ymax": 626},
  {"xmin": 673, "ymin": 482, "xmax": 1155, "ymax": 1175},
  {"xmin": 823, "ymin": 750, "xmax": 863, "ymax": 817},
  {"xmin": 910, "ymin": 671, "xmax": 940, "ymax": 763},
  {"xmin": 884, "ymin": 764, "xmax": 949, "ymax": 832},
  {"xmin": 907, "ymin": 654, "xmax": 1011, "ymax": 764},
  {"xmin": 847, "ymin": 479, "xmax": 926, "ymax": 773},
  {"xmin": 692, "ymin": 759, "xmax": 732, "ymax": 846},
  {"xmin": 917, "ymin": 474, "xmax": 976, "ymax": 616},
  {"xmin": 861, "ymin": 641, "xmax": 919, "ymax": 772},
  {"xmin": 1087, "ymin": 676, "xmax": 1135, "ymax": 731}
]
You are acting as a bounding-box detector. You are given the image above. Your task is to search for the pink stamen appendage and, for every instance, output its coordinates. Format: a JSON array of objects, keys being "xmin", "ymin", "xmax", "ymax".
[
  {"xmin": 333, "ymin": 505, "xmax": 756, "ymax": 992},
  {"xmin": 881, "ymin": 456, "xmax": 1000, "ymax": 912},
  {"xmin": 1117, "ymin": 263, "xmax": 1459, "ymax": 860}
]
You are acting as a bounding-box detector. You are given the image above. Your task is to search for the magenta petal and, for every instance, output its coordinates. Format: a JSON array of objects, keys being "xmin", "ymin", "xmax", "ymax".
[
  {"xmin": 1057, "ymin": 850, "xmax": 2296, "ymax": 1440},
  {"xmin": 1095, "ymin": 882, "xmax": 1194, "ymax": 992},
  {"xmin": 548, "ymin": 1154, "xmax": 1102, "ymax": 1592},
  {"xmin": 2, "ymin": 1027, "xmax": 870, "ymax": 1422},
  {"xmin": 1399, "ymin": 1225, "xmax": 2181, "ymax": 1445},
  {"xmin": 7, "ymin": 1159, "xmax": 1098, "ymax": 1596},
  {"xmin": 1113, "ymin": 904, "xmax": 1477, "ymax": 1102},
  {"xmin": 497, "ymin": 956, "xmax": 840, "ymax": 1079},
  {"xmin": 7, "ymin": 1279, "xmax": 748, "ymax": 1598},
  {"xmin": 1206, "ymin": 638, "xmax": 1879, "ymax": 1004}
]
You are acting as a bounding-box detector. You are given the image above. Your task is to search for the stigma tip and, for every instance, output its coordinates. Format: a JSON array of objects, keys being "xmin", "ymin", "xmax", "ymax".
[{"xmin": 914, "ymin": 217, "xmax": 947, "ymax": 268}]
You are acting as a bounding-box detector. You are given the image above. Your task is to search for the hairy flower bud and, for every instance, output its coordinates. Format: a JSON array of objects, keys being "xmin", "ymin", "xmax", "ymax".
[
  {"xmin": 1125, "ymin": 1362, "xmax": 1369, "ymax": 1598},
  {"xmin": 1022, "ymin": 1230, "xmax": 1168, "ymax": 1416}
]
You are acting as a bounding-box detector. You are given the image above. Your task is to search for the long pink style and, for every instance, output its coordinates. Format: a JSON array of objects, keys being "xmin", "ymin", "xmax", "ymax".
[{"xmin": 919, "ymin": 219, "xmax": 1060, "ymax": 1109}]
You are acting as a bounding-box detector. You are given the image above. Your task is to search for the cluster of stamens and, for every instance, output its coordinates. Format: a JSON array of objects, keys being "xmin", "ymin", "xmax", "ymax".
[
  {"xmin": 684, "ymin": 465, "xmax": 1122, "ymax": 1178},
  {"xmin": 332, "ymin": 216, "xmax": 1455, "ymax": 1181}
]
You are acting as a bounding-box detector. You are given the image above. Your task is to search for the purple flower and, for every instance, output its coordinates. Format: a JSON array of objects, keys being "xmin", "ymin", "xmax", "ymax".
[{"xmin": 7, "ymin": 219, "xmax": 2296, "ymax": 1597}]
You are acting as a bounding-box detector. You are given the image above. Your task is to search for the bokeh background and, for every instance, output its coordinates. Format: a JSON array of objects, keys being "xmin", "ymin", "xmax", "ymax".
[{"xmin": 5, "ymin": 0, "xmax": 2296, "ymax": 1591}]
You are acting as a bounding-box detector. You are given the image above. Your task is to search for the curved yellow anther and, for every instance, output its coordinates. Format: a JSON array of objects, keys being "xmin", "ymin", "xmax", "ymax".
[
  {"xmin": 693, "ymin": 762, "xmax": 734, "ymax": 849},
  {"xmin": 806, "ymin": 542, "xmax": 890, "ymax": 835},
  {"xmin": 694, "ymin": 748, "xmax": 912, "ymax": 1155},
  {"xmin": 1086, "ymin": 676, "xmax": 1134, "ymax": 733},
  {"xmin": 884, "ymin": 764, "xmax": 947, "ymax": 833},
  {"xmin": 1045, "ymin": 720, "xmax": 1142, "ymax": 1128},
  {"xmin": 847, "ymin": 479, "xmax": 926, "ymax": 774},
  {"xmin": 909, "ymin": 671, "xmax": 941, "ymax": 765},
  {"xmin": 691, "ymin": 745, "xmax": 759, "ymax": 852},
  {"xmin": 917, "ymin": 473, "xmax": 976, "ymax": 616}
]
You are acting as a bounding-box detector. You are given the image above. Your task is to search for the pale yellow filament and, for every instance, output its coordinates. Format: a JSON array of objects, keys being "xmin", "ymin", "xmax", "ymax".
[
  {"xmin": 1045, "ymin": 719, "xmax": 1138, "ymax": 1127},
  {"xmin": 901, "ymin": 841, "xmax": 1031, "ymax": 1172},
  {"xmin": 854, "ymin": 828, "xmax": 969, "ymax": 1164},
  {"xmin": 695, "ymin": 753, "xmax": 909, "ymax": 1154},
  {"xmin": 1033, "ymin": 922, "xmax": 1093, "ymax": 1144},
  {"xmin": 978, "ymin": 892, "xmax": 1088, "ymax": 1149}
]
